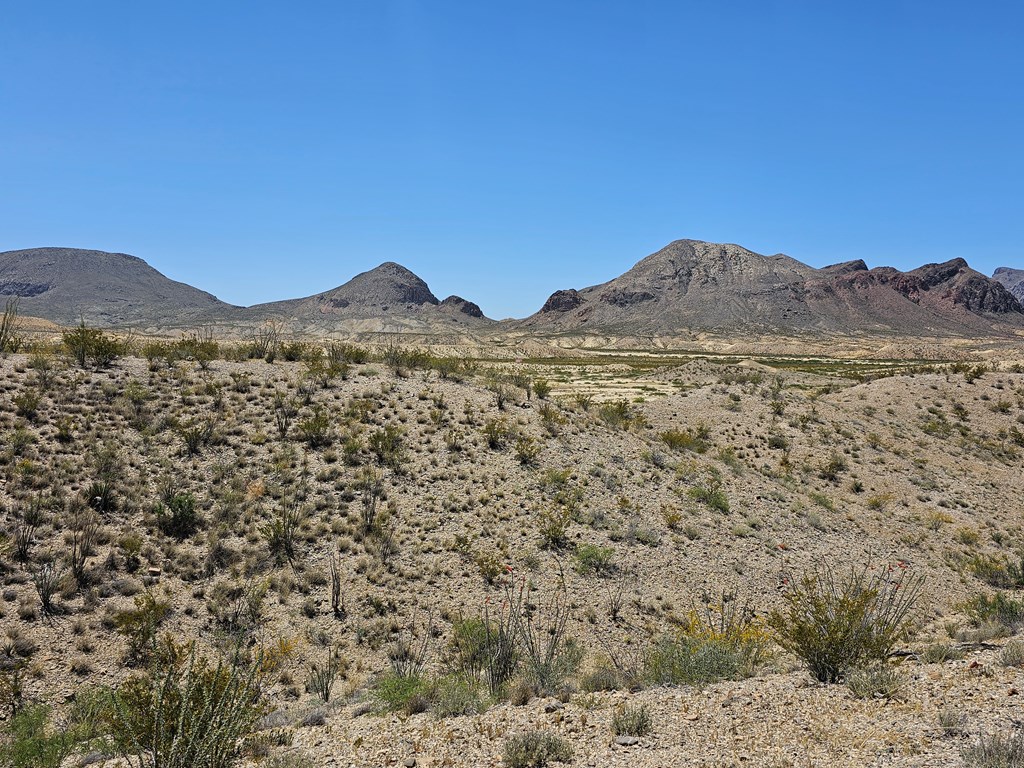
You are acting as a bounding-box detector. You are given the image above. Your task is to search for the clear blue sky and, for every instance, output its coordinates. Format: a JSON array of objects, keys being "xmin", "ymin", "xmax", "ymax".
[{"xmin": 2, "ymin": 2, "xmax": 1021, "ymax": 319}]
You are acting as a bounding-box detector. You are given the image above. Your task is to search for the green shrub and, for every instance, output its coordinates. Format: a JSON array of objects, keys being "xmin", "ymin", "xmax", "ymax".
[
  {"xmin": 155, "ymin": 493, "xmax": 201, "ymax": 538},
  {"xmin": 482, "ymin": 418, "xmax": 515, "ymax": 449},
  {"xmin": 63, "ymin": 321, "xmax": 125, "ymax": 368},
  {"xmin": 768, "ymin": 563, "xmax": 923, "ymax": 683},
  {"xmin": 431, "ymin": 674, "xmax": 485, "ymax": 717},
  {"xmin": 514, "ymin": 436, "xmax": 541, "ymax": 466},
  {"xmin": 0, "ymin": 704, "xmax": 76, "ymax": 768},
  {"xmin": 644, "ymin": 634, "xmax": 746, "ymax": 685},
  {"xmin": 612, "ymin": 703, "xmax": 652, "ymax": 737},
  {"xmin": 579, "ymin": 662, "xmax": 626, "ymax": 692},
  {"xmin": 368, "ymin": 425, "xmax": 406, "ymax": 470},
  {"xmin": 537, "ymin": 506, "xmax": 573, "ymax": 550},
  {"xmin": 598, "ymin": 399, "xmax": 644, "ymax": 430},
  {"xmin": 260, "ymin": 504, "xmax": 305, "ymax": 564},
  {"xmin": 687, "ymin": 477, "xmax": 729, "ymax": 513},
  {"xmin": 371, "ymin": 671, "xmax": 432, "ymax": 714},
  {"xmin": 297, "ymin": 408, "xmax": 333, "ymax": 448},
  {"xmin": 963, "ymin": 592, "xmax": 1024, "ymax": 630},
  {"xmin": 106, "ymin": 645, "xmax": 269, "ymax": 768},
  {"xmin": 502, "ymin": 731, "xmax": 572, "ymax": 768},
  {"xmin": 1001, "ymin": 640, "xmax": 1024, "ymax": 668},
  {"xmin": 446, "ymin": 615, "xmax": 518, "ymax": 698},
  {"xmin": 113, "ymin": 591, "xmax": 171, "ymax": 664},
  {"xmin": 573, "ymin": 544, "xmax": 615, "ymax": 576},
  {"xmin": 660, "ymin": 425, "xmax": 710, "ymax": 453}
]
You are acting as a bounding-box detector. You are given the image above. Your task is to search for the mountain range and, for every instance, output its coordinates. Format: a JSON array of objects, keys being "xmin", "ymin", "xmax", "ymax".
[{"xmin": 1, "ymin": 241, "xmax": 1022, "ymax": 341}]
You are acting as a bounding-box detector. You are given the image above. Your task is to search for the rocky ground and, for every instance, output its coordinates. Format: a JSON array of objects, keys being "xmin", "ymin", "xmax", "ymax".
[{"xmin": 0, "ymin": 342, "xmax": 1023, "ymax": 767}]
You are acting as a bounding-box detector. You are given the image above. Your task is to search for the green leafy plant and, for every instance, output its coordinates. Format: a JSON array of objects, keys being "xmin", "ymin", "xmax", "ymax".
[{"xmin": 768, "ymin": 562, "xmax": 923, "ymax": 683}]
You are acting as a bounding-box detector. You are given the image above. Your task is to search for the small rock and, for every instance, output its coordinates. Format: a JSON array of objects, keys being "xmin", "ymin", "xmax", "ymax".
[
  {"xmin": 615, "ymin": 736, "xmax": 640, "ymax": 747},
  {"xmin": 404, "ymin": 759, "xmax": 417, "ymax": 767},
  {"xmin": 544, "ymin": 701, "xmax": 565, "ymax": 713}
]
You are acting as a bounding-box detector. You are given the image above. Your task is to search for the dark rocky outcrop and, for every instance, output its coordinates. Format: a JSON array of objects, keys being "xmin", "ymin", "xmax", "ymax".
[{"xmin": 540, "ymin": 289, "xmax": 584, "ymax": 313}]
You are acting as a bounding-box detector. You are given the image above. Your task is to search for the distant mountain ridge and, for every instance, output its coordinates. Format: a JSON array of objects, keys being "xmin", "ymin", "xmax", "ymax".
[
  {"xmin": 515, "ymin": 240, "xmax": 1024, "ymax": 338},
  {"xmin": 0, "ymin": 247, "xmax": 236, "ymax": 328},
  {"xmin": 994, "ymin": 267, "xmax": 1024, "ymax": 302},
  {"xmin": 2, "ymin": 241, "xmax": 1022, "ymax": 340}
]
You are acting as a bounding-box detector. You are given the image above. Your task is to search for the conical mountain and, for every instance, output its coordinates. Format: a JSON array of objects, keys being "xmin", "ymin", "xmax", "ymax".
[{"xmin": 246, "ymin": 261, "xmax": 494, "ymax": 334}]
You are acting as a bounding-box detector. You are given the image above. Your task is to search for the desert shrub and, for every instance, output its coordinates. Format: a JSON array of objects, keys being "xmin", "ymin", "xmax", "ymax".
[
  {"xmin": 297, "ymin": 408, "xmax": 333, "ymax": 448},
  {"xmin": 579, "ymin": 661, "xmax": 626, "ymax": 692},
  {"xmin": 533, "ymin": 379, "xmax": 552, "ymax": 399},
  {"xmin": 0, "ymin": 704, "xmax": 77, "ymax": 768},
  {"xmin": 261, "ymin": 504, "xmax": 305, "ymax": 564},
  {"xmin": 326, "ymin": 342, "xmax": 368, "ymax": 365},
  {"xmin": 845, "ymin": 663, "xmax": 906, "ymax": 699},
  {"xmin": 85, "ymin": 480, "xmax": 117, "ymax": 513},
  {"xmin": 537, "ymin": 506, "xmax": 573, "ymax": 550},
  {"xmin": 368, "ymin": 425, "xmax": 406, "ymax": 470},
  {"xmin": 502, "ymin": 731, "xmax": 572, "ymax": 768},
  {"xmin": 155, "ymin": 493, "xmax": 202, "ymax": 538},
  {"xmin": 818, "ymin": 453, "xmax": 847, "ymax": 481},
  {"xmin": 963, "ymin": 592, "xmax": 1024, "ymax": 630},
  {"xmin": 174, "ymin": 330, "xmax": 219, "ymax": 368},
  {"xmin": 504, "ymin": 570, "xmax": 582, "ymax": 697},
  {"xmin": 305, "ymin": 649, "xmax": 344, "ymax": 703},
  {"xmin": 514, "ymin": 436, "xmax": 541, "ymax": 466},
  {"xmin": 612, "ymin": 703, "xmax": 652, "ymax": 737},
  {"xmin": 482, "ymin": 418, "xmax": 515, "ymax": 449},
  {"xmin": 106, "ymin": 645, "xmax": 270, "ymax": 768},
  {"xmin": 32, "ymin": 563, "xmax": 64, "ymax": 614},
  {"xmin": 178, "ymin": 419, "xmax": 216, "ymax": 456},
  {"xmin": 598, "ymin": 399, "xmax": 644, "ymax": 430},
  {"xmin": 961, "ymin": 730, "xmax": 1024, "ymax": 767},
  {"xmin": 1001, "ymin": 641, "xmax": 1024, "ymax": 668},
  {"xmin": 447, "ymin": 614, "xmax": 518, "ymax": 698},
  {"xmin": 968, "ymin": 551, "xmax": 1024, "ymax": 589},
  {"xmin": 63, "ymin": 321, "xmax": 124, "ymax": 368},
  {"xmin": 768, "ymin": 562, "xmax": 923, "ymax": 683},
  {"xmin": 113, "ymin": 591, "xmax": 171, "ymax": 664},
  {"xmin": 13, "ymin": 390, "xmax": 40, "ymax": 421},
  {"xmin": 573, "ymin": 544, "xmax": 615, "ymax": 576},
  {"xmin": 919, "ymin": 642, "xmax": 965, "ymax": 663},
  {"xmin": 431, "ymin": 674, "xmax": 485, "ymax": 717},
  {"xmin": 687, "ymin": 476, "xmax": 729, "ymax": 513},
  {"xmin": 371, "ymin": 671, "xmax": 432, "ymax": 714},
  {"xmin": 660, "ymin": 425, "xmax": 710, "ymax": 453}
]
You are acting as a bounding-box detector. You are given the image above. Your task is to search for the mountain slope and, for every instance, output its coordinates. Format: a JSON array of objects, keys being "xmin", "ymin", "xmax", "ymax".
[
  {"xmin": 0, "ymin": 247, "xmax": 236, "ymax": 328},
  {"xmin": 515, "ymin": 240, "xmax": 1024, "ymax": 337},
  {"xmin": 994, "ymin": 267, "xmax": 1024, "ymax": 302}
]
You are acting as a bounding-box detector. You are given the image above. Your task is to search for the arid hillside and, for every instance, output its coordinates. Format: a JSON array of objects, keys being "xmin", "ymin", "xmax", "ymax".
[{"xmin": 2, "ymin": 336, "xmax": 1024, "ymax": 767}]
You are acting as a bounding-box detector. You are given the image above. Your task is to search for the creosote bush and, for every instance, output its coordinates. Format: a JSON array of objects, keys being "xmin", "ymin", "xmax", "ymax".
[{"xmin": 769, "ymin": 562, "xmax": 923, "ymax": 683}]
